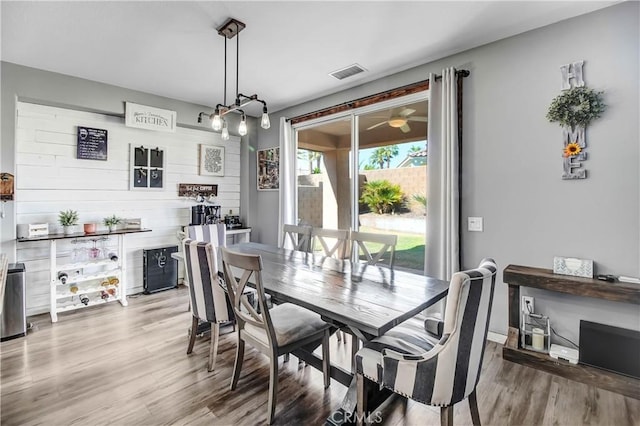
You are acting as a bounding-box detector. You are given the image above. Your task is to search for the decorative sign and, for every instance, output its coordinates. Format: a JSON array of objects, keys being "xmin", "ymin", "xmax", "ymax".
[
  {"xmin": 257, "ymin": 147, "xmax": 280, "ymax": 191},
  {"xmin": 200, "ymin": 145, "xmax": 225, "ymax": 176},
  {"xmin": 547, "ymin": 61, "xmax": 606, "ymax": 180},
  {"xmin": 178, "ymin": 183, "xmax": 218, "ymax": 198},
  {"xmin": 77, "ymin": 126, "xmax": 108, "ymax": 160},
  {"xmin": 130, "ymin": 145, "xmax": 166, "ymax": 190},
  {"xmin": 125, "ymin": 102, "xmax": 176, "ymax": 133}
]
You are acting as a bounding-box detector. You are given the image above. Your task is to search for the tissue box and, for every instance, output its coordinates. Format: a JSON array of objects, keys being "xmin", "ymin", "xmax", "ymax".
[
  {"xmin": 123, "ymin": 218, "xmax": 143, "ymax": 230},
  {"xmin": 17, "ymin": 223, "xmax": 49, "ymax": 238},
  {"xmin": 553, "ymin": 256, "xmax": 593, "ymax": 278}
]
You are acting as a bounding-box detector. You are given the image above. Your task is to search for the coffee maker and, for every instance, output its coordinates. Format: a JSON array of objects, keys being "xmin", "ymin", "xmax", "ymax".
[{"xmin": 191, "ymin": 204, "xmax": 221, "ymax": 225}]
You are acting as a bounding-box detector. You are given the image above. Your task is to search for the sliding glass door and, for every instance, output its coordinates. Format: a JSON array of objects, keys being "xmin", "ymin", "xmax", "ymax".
[{"xmin": 293, "ymin": 93, "xmax": 428, "ymax": 273}]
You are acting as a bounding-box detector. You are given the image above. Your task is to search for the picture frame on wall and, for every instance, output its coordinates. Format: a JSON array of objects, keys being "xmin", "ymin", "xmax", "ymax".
[
  {"xmin": 257, "ymin": 147, "xmax": 280, "ymax": 191},
  {"xmin": 200, "ymin": 145, "xmax": 225, "ymax": 176},
  {"xmin": 130, "ymin": 144, "xmax": 166, "ymax": 190}
]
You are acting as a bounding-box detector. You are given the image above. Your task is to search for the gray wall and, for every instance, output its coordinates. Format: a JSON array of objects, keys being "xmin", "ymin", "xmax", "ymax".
[
  {"xmin": 1, "ymin": 62, "xmax": 257, "ymax": 260},
  {"xmin": 251, "ymin": 3, "xmax": 640, "ymax": 339}
]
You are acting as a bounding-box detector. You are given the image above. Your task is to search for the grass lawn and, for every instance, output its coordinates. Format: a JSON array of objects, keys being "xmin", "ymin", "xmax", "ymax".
[{"xmin": 359, "ymin": 226, "xmax": 425, "ymax": 272}]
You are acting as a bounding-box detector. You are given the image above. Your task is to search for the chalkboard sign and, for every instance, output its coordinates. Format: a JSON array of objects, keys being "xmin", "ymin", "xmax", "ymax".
[{"xmin": 77, "ymin": 127, "xmax": 108, "ymax": 160}]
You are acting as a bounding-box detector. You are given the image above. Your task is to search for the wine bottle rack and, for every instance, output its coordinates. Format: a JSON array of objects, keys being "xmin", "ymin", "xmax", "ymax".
[{"xmin": 16, "ymin": 228, "xmax": 151, "ymax": 322}]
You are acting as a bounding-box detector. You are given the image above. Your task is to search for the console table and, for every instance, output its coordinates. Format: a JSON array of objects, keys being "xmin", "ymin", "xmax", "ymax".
[{"xmin": 503, "ymin": 264, "xmax": 640, "ymax": 399}]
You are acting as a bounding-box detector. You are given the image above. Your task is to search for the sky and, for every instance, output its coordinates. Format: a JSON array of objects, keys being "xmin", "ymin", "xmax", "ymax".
[{"xmin": 358, "ymin": 140, "xmax": 426, "ymax": 169}]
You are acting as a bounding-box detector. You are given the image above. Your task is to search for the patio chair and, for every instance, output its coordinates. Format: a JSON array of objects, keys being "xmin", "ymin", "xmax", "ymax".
[
  {"xmin": 221, "ymin": 247, "xmax": 331, "ymax": 424},
  {"xmin": 355, "ymin": 258, "xmax": 498, "ymax": 426}
]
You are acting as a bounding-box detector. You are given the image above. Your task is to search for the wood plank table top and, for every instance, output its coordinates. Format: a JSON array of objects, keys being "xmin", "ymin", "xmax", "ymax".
[{"xmin": 227, "ymin": 242, "xmax": 449, "ymax": 338}]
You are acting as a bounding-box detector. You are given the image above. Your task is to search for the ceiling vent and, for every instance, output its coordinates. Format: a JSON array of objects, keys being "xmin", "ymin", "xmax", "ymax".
[{"xmin": 329, "ymin": 64, "xmax": 367, "ymax": 80}]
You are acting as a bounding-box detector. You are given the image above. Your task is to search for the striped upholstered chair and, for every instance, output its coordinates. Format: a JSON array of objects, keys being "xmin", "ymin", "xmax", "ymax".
[
  {"xmin": 182, "ymin": 239, "xmax": 234, "ymax": 372},
  {"xmin": 355, "ymin": 258, "xmax": 498, "ymax": 426},
  {"xmin": 186, "ymin": 223, "xmax": 227, "ymax": 246}
]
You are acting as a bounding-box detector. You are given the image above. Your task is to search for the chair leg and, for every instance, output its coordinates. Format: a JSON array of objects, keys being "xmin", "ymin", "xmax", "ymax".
[
  {"xmin": 186, "ymin": 316, "xmax": 198, "ymax": 354},
  {"xmin": 440, "ymin": 405, "xmax": 453, "ymax": 426},
  {"xmin": 351, "ymin": 334, "xmax": 360, "ymax": 373},
  {"xmin": 207, "ymin": 322, "xmax": 220, "ymax": 372},
  {"xmin": 356, "ymin": 373, "xmax": 367, "ymax": 426},
  {"xmin": 283, "ymin": 353, "xmax": 290, "ymax": 362},
  {"xmin": 267, "ymin": 354, "xmax": 279, "ymax": 425},
  {"xmin": 322, "ymin": 329, "xmax": 331, "ymax": 389},
  {"xmin": 469, "ymin": 389, "xmax": 481, "ymax": 426},
  {"xmin": 337, "ymin": 329, "xmax": 342, "ymax": 342},
  {"xmin": 230, "ymin": 338, "xmax": 244, "ymax": 390}
]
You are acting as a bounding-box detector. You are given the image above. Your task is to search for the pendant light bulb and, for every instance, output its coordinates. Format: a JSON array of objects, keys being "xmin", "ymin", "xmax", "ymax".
[
  {"xmin": 261, "ymin": 106, "xmax": 271, "ymax": 130},
  {"xmin": 221, "ymin": 121, "xmax": 230, "ymax": 141},
  {"xmin": 211, "ymin": 109, "xmax": 222, "ymax": 131},
  {"xmin": 238, "ymin": 115, "xmax": 248, "ymax": 136}
]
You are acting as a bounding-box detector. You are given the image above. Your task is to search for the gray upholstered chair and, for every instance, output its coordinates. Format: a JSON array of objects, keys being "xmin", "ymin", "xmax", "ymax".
[
  {"xmin": 282, "ymin": 223, "xmax": 312, "ymax": 252},
  {"xmin": 350, "ymin": 230, "xmax": 397, "ymax": 268},
  {"xmin": 355, "ymin": 258, "xmax": 498, "ymax": 426},
  {"xmin": 221, "ymin": 247, "xmax": 331, "ymax": 424},
  {"xmin": 182, "ymin": 239, "xmax": 234, "ymax": 372},
  {"xmin": 311, "ymin": 228, "xmax": 349, "ymax": 259}
]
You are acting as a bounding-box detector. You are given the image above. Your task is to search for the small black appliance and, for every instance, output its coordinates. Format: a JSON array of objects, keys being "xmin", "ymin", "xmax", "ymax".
[{"xmin": 143, "ymin": 246, "xmax": 178, "ymax": 293}]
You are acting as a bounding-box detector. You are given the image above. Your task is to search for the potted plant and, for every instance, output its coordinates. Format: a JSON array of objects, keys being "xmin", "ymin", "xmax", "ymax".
[
  {"xmin": 103, "ymin": 215, "xmax": 121, "ymax": 232},
  {"xmin": 58, "ymin": 209, "xmax": 79, "ymax": 235}
]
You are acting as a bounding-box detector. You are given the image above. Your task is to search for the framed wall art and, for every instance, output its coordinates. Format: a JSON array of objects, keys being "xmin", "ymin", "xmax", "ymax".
[
  {"xmin": 130, "ymin": 144, "xmax": 166, "ymax": 190},
  {"xmin": 200, "ymin": 145, "xmax": 225, "ymax": 176},
  {"xmin": 257, "ymin": 147, "xmax": 280, "ymax": 191}
]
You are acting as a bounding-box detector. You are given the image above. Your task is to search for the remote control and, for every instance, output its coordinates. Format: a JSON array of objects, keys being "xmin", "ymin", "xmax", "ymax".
[
  {"xmin": 619, "ymin": 276, "xmax": 640, "ymax": 284},
  {"xmin": 596, "ymin": 274, "xmax": 616, "ymax": 282}
]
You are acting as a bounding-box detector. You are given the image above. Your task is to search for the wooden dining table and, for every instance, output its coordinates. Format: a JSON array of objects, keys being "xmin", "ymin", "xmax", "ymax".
[{"xmin": 226, "ymin": 242, "xmax": 450, "ymax": 425}]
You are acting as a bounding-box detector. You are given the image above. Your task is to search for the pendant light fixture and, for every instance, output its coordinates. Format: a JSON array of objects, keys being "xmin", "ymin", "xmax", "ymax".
[{"xmin": 197, "ymin": 18, "xmax": 270, "ymax": 140}]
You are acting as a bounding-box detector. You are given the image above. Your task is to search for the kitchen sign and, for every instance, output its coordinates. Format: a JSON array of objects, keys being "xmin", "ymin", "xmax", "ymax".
[{"xmin": 125, "ymin": 102, "xmax": 177, "ymax": 133}]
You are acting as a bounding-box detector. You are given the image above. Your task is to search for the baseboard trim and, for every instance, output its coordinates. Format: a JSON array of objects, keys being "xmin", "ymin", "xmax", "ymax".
[{"xmin": 487, "ymin": 331, "xmax": 507, "ymax": 345}]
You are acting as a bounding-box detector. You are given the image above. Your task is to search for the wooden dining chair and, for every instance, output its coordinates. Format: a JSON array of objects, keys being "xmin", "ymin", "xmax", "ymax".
[
  {"xmin": 221, "ymin": 247, "xmax": 331, "ymax": 425},
  {"xmin": 282, "ymin": 223, "xmax": 312, "ymax": 252},
  {"xmin": 182, "ymin": 239, "xmax": 234, "ymax": 372},
  {"xmin": 355, "ymin": 258, "xmax": 498, "ymax": 426},
  {"xmin": 311, "ymin": 228, "xmax": 349, "ymax": 259},
  {"xmin": 350, "ymin": 230, "xmax": 398, "ymax": 268}
]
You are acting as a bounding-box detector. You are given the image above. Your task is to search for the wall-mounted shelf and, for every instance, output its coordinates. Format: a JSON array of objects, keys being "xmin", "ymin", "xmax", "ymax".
[{"xmin": 503, "ymin": 264, "xmax": 640, "ymax": 400}]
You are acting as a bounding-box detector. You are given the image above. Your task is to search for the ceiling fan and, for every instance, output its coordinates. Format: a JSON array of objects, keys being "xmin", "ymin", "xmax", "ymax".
[{"xmin": 366, "ymin": 107, "xmax": 427, "ymax": 133}]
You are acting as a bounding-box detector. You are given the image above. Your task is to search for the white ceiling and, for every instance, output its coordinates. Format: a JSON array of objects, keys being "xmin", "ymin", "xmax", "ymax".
[{"xmin": 1, "ymin": 1, "xmax": 617, "ymax": 115}]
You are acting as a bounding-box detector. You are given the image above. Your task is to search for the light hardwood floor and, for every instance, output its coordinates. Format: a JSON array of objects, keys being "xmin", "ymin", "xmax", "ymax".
[{"xmin": 2, "ymin": 286, "xmax": 639, "ymax": 425}]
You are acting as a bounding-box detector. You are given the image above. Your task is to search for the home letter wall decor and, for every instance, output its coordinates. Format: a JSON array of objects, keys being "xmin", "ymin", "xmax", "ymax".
[{"xmin": 546, "ymin": 61, "xmax": 606, "ymax": 180}]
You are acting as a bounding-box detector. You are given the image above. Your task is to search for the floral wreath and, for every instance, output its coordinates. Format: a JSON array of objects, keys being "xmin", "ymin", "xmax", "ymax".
[{"xmin": 546, "ymin": 86, "xmax": 606, "ymax": 129}]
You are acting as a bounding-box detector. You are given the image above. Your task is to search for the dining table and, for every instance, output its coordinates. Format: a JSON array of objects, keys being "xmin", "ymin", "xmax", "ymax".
[{"xmin": 226, "ymin": 242, "xmax": 450, "ymax": 425}]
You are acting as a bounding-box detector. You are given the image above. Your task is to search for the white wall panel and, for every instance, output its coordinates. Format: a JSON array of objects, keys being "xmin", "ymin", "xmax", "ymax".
[{"xmin": 16, "ymin": 102, "xmax": 240, "ymax": 316}]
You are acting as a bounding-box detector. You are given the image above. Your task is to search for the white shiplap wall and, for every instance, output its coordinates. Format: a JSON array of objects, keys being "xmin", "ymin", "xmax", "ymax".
[{"xmin": 15, "ymin": 102, "xmax": 240, "ymax": 315}]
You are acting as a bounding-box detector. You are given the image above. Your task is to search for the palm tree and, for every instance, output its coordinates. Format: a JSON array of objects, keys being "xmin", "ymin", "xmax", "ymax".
[
  {"xmin": 369, "ymin": 148, "xmax": 386, "ymax": 169},
  {"xmin": 382, "ymin": 145, "xmax": 399, "ymax": 168},
  {"xmin": 409, "ymin": 145, "xmax": 422, "ymax": 153}
]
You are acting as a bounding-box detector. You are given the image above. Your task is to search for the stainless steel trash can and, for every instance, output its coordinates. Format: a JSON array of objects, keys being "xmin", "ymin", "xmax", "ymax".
[{"xmin": 1, "ymin": 263, "xmax": 26, "ymax": 341}]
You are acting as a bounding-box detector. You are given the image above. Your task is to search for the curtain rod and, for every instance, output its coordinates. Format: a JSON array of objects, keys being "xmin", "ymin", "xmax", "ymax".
[
  {"xmin": 287, "ymin": 69, "xmax": 469, "ymax": 125},
  {"xmin": 434, "ymin": 69, "xmax": 470, "ymax": 81}
]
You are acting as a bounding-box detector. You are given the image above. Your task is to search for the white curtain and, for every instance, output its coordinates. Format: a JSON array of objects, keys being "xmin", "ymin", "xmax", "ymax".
[
  {"xmin": 425, "ymin": 68, "xmax": 460, "ymax": 281},
  {"xmin": 278, "ymin": 117, "xmax": 296, "ymax": 249}
]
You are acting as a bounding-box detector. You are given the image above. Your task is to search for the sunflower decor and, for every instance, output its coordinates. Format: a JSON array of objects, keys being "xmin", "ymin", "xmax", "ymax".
[
  {"xmin": 547, "ymin": 86, "xmax": 606, "ymax": 129},
  {"xmin": 563, "ymin": 142, "xmax": 582, "ymax": 158}
]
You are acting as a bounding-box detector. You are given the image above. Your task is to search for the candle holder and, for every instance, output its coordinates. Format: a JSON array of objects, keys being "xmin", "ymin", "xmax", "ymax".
[{"xmin": 521, "ymin": 312, "xmax": 551, "ymax": 353}]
